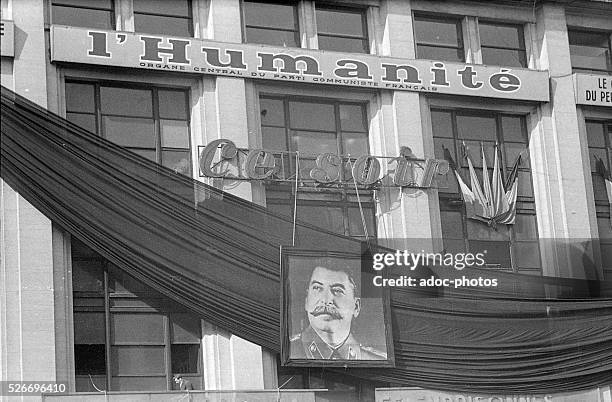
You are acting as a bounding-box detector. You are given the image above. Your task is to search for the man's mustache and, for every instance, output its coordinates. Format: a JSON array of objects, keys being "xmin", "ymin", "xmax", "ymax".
[{"xmin": 310, "ymin": 305, "xmax": 343, "ymax": 320}]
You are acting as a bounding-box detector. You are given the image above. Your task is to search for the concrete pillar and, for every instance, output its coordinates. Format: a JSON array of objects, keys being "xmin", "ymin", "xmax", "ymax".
[
  {"xmin": 374, "ymin": 0, "xmax": 441, "ymax": 252},
  {"xmin": 531, "ymin": 4, "xmax": 598, "ymax": 278},
  {"xmin": 198, "ymin": 0, "xmax": 268, "ymax": 389},
  {"xmin": 0, "ymin": 1, "xmax": 58, "ymax": 400}
]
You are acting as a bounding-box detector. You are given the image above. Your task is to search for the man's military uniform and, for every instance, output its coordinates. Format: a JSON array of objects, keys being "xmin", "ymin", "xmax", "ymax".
[{"xmin": 290, "ymin": 326, "xmax": 387, "ymax": 360}]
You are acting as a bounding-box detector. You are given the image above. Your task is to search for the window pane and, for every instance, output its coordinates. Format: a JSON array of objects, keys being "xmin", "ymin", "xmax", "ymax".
[
  {"xmin": 262, "ymin": 126, "xmax": 287, "ymax": 150},
  {"xmin": 244, "ymin": 1, "xmax": 296, "ymax": 30},
  {"xmin": 131, "ymin": 149, "xmax": 157, "ymax": 162},
  {"xmin": 589, "ymin": 148, "xmax": 607, "ymax": 172},
  {"xmin": 111, "ymin": 346, "xmax": 166, "ymax": 375},
  {"xmin": 431, "ymin": 110, "xmax": 453, "ymax": 138},
  {"xmin": 342, "ymin": 132, "xmax": 368, "ymax": 155},
  {"xmin": 598, "ymin": 218, "xmax": 612, "ymax": 239},
  {"xmin": 266, "ymin": 202, "xmax": 291, "ymax": 217},
  {"xmin": 171, "ymin": 344, "xmax": 200, "ymax": 374},
  {"xmin": 501, "ymin": 116, "xmax": 526, "ymax": 143},
  {"xmin": 517, "ymin": 171, "xmax": 533, "ymax": 197},
  {"xmin": 53, "ymin": 0, "xmax": 111, "ymax": 7},
  {"xmin": 72, "ymin": 260, "xmax": 104, "ymax": 292},
  {"xmin": 457, "ymin": 115, "xmax": 497, "ymax": 141},
  {"xmin": 316, "ymin": 8, "xmax": 364, "ymax": 37},
  {"xmin": 514, "ymin": 242, "xmax": 541, "ymax": 268},
  {"xmin": 76, "ymin": 375, "xmax": 106, "ymax": 392},
  {"xmin": 441, "ymin": 210, "xmax": 463, "ymax": 239},
  {"xmin": 318, "ymin": 35, "xmax": 367, "ymax": 53},
  {"xmin": 460, "ymin": 141, "xmax": 495, "ymax": 168},
  {"xmin": 66, "ymin": 83, "xmax": 95, "ymax": 113},
  {"xmin": 339, "ymin": 104, "xmax": 366, "ymax": 132},
  {"xmin": 245, "ymin": 27, "xmax": 298, "ymax": 47},
  {"xmin": 74, "ymin": 312, "xmax": 105, "ymax": 344},
  {"xmin": 171, "ymin": 314, "xmax": 201, "ymax": 343},
  {"xmin": 162, "ymin": 150, "xmax": 191, "ymax": 175},
  {"xmin": 292, "ymin": 131, "xmax": 337, "ymax": 154},
  {"xmin": 100, "ymin": 87, "xmax": 152, "ymax": 117},
  {"xmin": 260, "ymin": 98, "xmax": 285, "ymax": 126},
  {"xmin": 111, "ymin": 376, "xmax": 167, "ymax": 391},
  {"xmin": 434, "ymin": 137, "xmax": 455, "ymax": 163},
  {"xmin": 67, "ymin": 113, "xmax": 96, "ymax": 133},
  {"xmin": 514, "ymin": 214, "xmax": 537, "ymax": 240},
  {"xmin": 479, "ymin": 23, "xmax": 523, "ymax": 49},
  {"xmin": 103, "ymin": 116, "xmax": 155, "ymax": 148},
  {"xmin": 417, "ymin": 45, "xmax": 465, "ymax": 62},
  {"xmin": 296, "ymin": 205, "xmax": 344, "ymax": 234},
  {"xmin": 505, "ymin": 143, "xmax": 529, "ymax": 169},
  {"xmin": 469, "ymin": 240, "xmax": 511, "ymax": 268},
  {"xmin": 569, "ymin": 31, "xmax": 611, "ymax": 71},
  {"xmin": 444, "ymin": 239, "xmax": 466, "ymax": 254},
  {"xmin": 52, "ymin": 5, "xmax": 113, "ymax": 29},
  {"xmin": 348, "ymin": 207, "xmax": 375, "ymax": 236},
  {"xmin": 161, "ymin": 120, "xmax": 189, "ymax": 148},
  {"xmin": 468, "ymin": 219, "xmax": 510, "ymax": 241},
  {"xmin": 586, "ymin": 121, "xmax": 606, "ymax": 147},
  {"xmin": 481, "ymin": 48, "xmax": 527, "ymax": 68},
  {"xmin": 593, "ymin": 174, "xmax": 609, "ymax": 202},
  {"xmin": 134, "ymin": 14, "xmax": 192, "ymax": 37},
  {"xmin": 112, "ymin": 314, "xmax": 164, "ymax": 344},
  {"xmin": 414, "ymin": 16, "xmax": 462, "ymax": 47},
  {"xmin": 289, "ymin": 102, "xmax": 335, "ymax": 131},
  {"xmin": 133, "ymin": 0, "xmax": 190, "ymax": 17},
  {"xmin": 75, "ymin": 345, "xmax": 106, "ymax": 375},
  {"xmin": 159, "ymin": 90, "xmax": 188, "ymax": 119}
]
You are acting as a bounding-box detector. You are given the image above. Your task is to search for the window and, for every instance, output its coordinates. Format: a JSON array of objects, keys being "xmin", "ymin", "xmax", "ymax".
[
  {"xmin": 65, "ymin": 81, "xmax": 192, "ymax": 176},
  {"xmin": 51, "ymin": 0, "xmax": 114, "ymax": 30},
  {"xmin": 315, "ymin": 5, "xmax": 369, "ymax": 53},
  {"xmin": 479, "ymin": 22, "xmax": 527, "ymax": 68},
  {"xmin": 243, "ymin": 1, "xmax": 299, "ymax": 47},
  {"xmin": 414, "ymin": 14, "xmax": 464, "ymax": 62},
  {"xmin": 133, "ymin": 0, "xmax": 193, "ymax": 37},
  {"xmin": 568, "ymin": 30, "xmax": 612, "ymax": 73},
  {"xmin": 72, "ymin": 238, "xmax": 203, "ymax": 392},
  {"xmin": 432, "ymin": 109, "xmax": 540, "ymax": 273},
  {"xmin": 260, "ymin": 96, "xmax": 375, "ymax": 240},
  {"xmin": 586, "ymin": 120, "xmax": 612, "ymax": 279}
]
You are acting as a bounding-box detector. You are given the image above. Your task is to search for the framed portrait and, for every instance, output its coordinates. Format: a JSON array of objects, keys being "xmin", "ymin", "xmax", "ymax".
[{"xmin": 280, "ymin": 248, "xmax": 395, "ymax": 367}]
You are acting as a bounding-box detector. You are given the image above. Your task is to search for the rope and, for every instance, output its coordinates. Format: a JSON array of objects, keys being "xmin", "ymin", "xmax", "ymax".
[
  {"xmin": 292, "ymin": 151, "xmax": 299, "ymax": 246},
  {"xmin": 347, "ymin": 159, "xmax": 371, "ymax": 248}
]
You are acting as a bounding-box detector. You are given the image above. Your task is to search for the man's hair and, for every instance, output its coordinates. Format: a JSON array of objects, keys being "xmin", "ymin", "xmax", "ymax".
[{"xmin": 307, "ymin": 260, "xmax": 361, "ymax": 298}]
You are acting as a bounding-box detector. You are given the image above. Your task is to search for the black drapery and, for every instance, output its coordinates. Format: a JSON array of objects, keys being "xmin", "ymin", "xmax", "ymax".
[{"xmin": 1, "ymin": 86, "xmax": 611, "ymax": 393}]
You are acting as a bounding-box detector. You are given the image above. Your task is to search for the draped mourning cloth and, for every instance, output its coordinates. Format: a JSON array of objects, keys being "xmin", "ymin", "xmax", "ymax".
[{"xmin": 1, "ymin": 86, "xmax": 611, "ymax": 393}]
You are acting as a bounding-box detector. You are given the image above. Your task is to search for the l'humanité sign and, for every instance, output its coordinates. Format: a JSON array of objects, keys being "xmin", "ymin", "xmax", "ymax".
[{"xmin": 50, "ymin": 25, "xmax": 550, "ymax": 102}]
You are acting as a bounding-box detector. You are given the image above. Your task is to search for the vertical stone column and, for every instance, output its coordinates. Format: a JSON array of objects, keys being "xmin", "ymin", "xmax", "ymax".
[
  {"xmin": 374, "ymin": 0, "xmax": 441, "ymax": 252},
  {"xmin": 0, "ymin": 1, "xmax": 58, "ymax": 399},
  {"xmin": 198, "ymin": 0, "xmax": 267, "ymax": 390},
  {"xmin": 531, "ymin": 4, "xmax": 599, "ymax": 278}
]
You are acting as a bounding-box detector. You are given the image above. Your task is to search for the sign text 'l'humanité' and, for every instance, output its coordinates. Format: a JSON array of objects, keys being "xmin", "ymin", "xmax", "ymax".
[{"xmin": 50, "ymin": 26, "xmax": 550, "ymax": 102}]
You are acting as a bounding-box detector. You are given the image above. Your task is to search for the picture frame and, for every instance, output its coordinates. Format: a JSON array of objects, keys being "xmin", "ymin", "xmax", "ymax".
[{"xmin": 280, "ymin": 248, "xmax": 395, "ymax": 367}]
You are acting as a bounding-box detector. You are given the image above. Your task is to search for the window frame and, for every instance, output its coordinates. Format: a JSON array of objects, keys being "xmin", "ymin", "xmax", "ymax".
[
  {"xmin": 72, "ymin": 241, "xmax": 204, "ymax": 392},
  {"xmin": 433, "ymin": 107, "xmax": 540, "ymax": 273},
  {"xmin": 241, "ymin": 0, "xmax": 301, "ymax": 48},
  {"xmin": 314, "ymin": 3, "xmax": 370, "ymax": 54},
  {"xmin": 132, "ymin": 0, "xmax": 194, "ymax": 37},
  {"xmin": 64, "ymin": 79, "xmax": 193, "ymax": 177},
  {"xmin": 50, "ymin": 0, "xmax": 115, "ymax": 30},
  {"xmin": 413, "ymin": 13, "xmax": 466, "ymax": 63},
  {"xmin": 567, "ymin": 28, "xmax": 612, "ymax": 74},
  {"xmin": 259, "ymin": 94, "xmax": 376, "ymax": 240},
  {"xmin": 478, "ymin": 20, "xmax": 527, "ymax": 68}
]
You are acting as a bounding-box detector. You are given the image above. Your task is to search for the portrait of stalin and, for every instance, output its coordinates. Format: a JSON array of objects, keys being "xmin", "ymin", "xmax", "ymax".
[{"xmin": 290, "ymin": 264, "xmax": 387, "ymax": 360}]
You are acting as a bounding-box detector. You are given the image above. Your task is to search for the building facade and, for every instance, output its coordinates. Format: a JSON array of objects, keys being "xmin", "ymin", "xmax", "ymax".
[{"xmin": 1, "ymin": 0, "xmax": 611, "ymax": 400}]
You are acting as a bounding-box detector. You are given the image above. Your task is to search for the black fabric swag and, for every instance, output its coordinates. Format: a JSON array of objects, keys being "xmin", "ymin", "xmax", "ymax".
[{"xmin": 1, "ymin": 86, "xmax": 611, "ymax": 393}]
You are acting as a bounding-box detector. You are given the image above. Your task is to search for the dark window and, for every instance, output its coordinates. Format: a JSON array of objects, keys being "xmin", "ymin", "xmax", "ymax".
[
  {"xmin": 568, "ymin": 30, "xmax": 612, "ymax": 73},
  {"xmin": 414, "ymin": 14, "xmax": 464, "ymax": 62},
  {"xmin": 65, "ymin": 81, "xmax": 192, "ymax": 176},
  {"xmin": 243, "ymin": 1, "xmax": 299, "ymax": 47},
  {"xmin": 51, "ymin": 0, "xmax": 114, "ymax": 30},
  {"xmin": 432, "ymin": 109, "xmax": 540, "ymax": 273},
  {"xmin": 479, "ymin": 22, "xmax": 527, "ymax": 68},
  {"xmin": 133, "ymin": 0, "xmax": 193, "ymax": 37},
  {"xmin": 71, "ymin": 238, "xmax": 203, "ymax": 392},
  {"xmin": 315, "ymin": 6, "xmax": 369, "ymax": 53},
  {"xmin": 260, "ymin": 96, "xmax": 375, "ymax": 239},
  {"xmin": 586, "ymin": 120, "xmax": 612, "ymax": 279}
]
